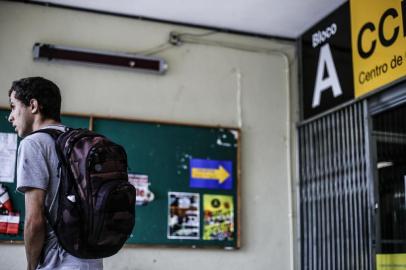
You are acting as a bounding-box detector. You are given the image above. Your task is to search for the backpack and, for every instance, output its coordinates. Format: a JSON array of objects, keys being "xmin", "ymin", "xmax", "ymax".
[{"xmin": 35, "ymin": 128, "xmax": 136, "ymax": 259}]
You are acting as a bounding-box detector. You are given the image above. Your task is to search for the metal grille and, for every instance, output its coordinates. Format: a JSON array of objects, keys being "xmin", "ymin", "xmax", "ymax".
[{"xmin": 299, "ymin": 101, "xmax": 373, "ymax": 270}]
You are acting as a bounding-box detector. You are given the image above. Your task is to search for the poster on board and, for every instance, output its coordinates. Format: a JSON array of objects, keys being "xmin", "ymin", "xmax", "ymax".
[
  {"xmin": 128, "ymin": 173, "xmax": 155, "ymax": 206},
  {"xmin": 190, "ymin": 158, "xmax": 233, "ymax": 190},
  {"xmin": 168, "ymin": 192, "xmax": 200, "ymax": 240},
  {"xmin": 0, "ymin": 133, "xmax": 17, "ymax": 183},
  {"xmin": 203, "ymin": 194, "xmax": 234, "ymax": 241}
]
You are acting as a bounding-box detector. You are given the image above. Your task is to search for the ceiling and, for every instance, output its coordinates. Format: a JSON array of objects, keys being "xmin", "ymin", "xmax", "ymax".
[{"xmin": 32, "ymin": 0, "xmax": 347, "ymax": 39}]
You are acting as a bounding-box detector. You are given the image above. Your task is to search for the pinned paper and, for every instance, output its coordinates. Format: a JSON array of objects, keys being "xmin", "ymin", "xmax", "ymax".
[
  {"xmin": 203, "ymin": 194, "xmax": 234, "ymax": 241},
  {"xmin": 0, "ymin": 212, "xmax": 19, "ymax": 235},
  {"xmin": 0, "ymin": 133, "xmax": 17, "ymax": 183},
  {"xmin": 128, "ymin": 174, "xmax": 155, "ymax": 205},
  {"xmin": 190, "ymin": 159, "xmax": 233, "ymax": 190},
  {"xmin": 168, "ymin": 192, "xmax": 200, "ymax": 239},
  {"xmin": 0, "ymin": 184, "xmax": 13, "ymax": 212}
]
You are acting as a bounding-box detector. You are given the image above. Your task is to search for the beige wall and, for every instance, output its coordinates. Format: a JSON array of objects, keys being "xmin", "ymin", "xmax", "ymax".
[{"xmin": 0, "ymin": 2, "xmax": 299, "ymax": 269}]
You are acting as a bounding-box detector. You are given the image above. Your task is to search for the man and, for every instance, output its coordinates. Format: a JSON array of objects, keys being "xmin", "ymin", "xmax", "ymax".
[{"xmin": 8, "ymin": 77, "xmax": 103, "ymax": 270}]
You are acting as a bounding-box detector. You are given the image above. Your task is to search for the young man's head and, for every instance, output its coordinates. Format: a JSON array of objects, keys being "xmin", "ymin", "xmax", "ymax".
[{"xmin": 8, "ymin": 77, "xmax": 61, "ymax": 137}]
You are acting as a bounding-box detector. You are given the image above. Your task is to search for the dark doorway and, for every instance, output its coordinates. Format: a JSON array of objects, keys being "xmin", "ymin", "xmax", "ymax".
[{"xmin": 373, "ymin": 104, "xmax": 406, "ymax": 253}]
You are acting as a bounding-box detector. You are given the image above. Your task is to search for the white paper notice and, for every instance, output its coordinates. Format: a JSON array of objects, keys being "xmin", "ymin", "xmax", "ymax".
[{"xmin": 0, "ymin": 133, "xmax": 17, "ymax": 183}]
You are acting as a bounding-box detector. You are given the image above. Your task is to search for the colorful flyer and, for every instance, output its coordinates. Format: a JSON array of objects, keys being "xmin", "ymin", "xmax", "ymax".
[
  {"xmin": 190, "ymin": 158, "xmax": 233, "ymax": 190},
  {"xmin": 168, "ymin": 192, "xmax": 200, "ymax": 239},
  {"xmin": 128, "ymin": 173, "xmax": 154, "ymax": 206},
  {"xmin": 203, "ymin": 194, "xmax": 234, "ymax": 241}
]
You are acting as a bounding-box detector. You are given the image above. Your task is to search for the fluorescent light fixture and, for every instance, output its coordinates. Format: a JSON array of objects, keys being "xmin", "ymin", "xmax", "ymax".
[{"xmin": 33, "ymin": 43, "xmax": 168, "ymax": 74}]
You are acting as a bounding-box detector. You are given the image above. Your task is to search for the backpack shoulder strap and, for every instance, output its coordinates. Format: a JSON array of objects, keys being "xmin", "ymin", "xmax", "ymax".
[
  {"xmin": 30, "ymin": 128, "xmax": 66, "ymax": 140},
  {"xmin": 29, "ymin": 127, "xmax": 68, "ymax": 227}
]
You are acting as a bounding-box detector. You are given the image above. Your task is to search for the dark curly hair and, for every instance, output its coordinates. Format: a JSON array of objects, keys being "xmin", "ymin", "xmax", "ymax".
[{"xmin": 8, "ymin": 77, "xmax": 61, "ymax": 122}]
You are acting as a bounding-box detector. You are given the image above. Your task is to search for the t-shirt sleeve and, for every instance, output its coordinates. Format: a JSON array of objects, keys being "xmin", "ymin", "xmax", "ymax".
[{"xmin": 16, "ymin": 138, "xmax": 49, "ymax": 193}]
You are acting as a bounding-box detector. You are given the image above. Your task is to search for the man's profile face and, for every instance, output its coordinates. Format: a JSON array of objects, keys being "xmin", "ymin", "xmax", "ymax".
[{"xmin": 8, "ymin": 91, "xmax": 35, "ymax": 137}]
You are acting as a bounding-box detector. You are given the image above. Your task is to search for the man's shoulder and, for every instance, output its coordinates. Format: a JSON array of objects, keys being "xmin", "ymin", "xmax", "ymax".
[
  {"xmin": 21, "ymin": 132, "xmax": 55, "ymax": 149},
  {"xmin": 21, "ymin": 126, "xmax": 66, "ymax": 148}
]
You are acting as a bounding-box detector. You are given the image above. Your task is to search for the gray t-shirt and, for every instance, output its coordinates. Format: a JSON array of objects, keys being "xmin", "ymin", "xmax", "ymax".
[{"xmin": 16, "ymin": 125, "xmax": 103, "ymax": 270}]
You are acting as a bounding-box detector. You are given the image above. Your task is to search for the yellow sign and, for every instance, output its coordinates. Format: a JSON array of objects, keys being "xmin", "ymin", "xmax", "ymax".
[
  {"xmin": 191, "ymin": 166, "xmax": 230, "ymax": 184},
  {"xmin": 350, "ymin": 0, "xmax": 406, "ymax": 97},
  {"xmin": 377, "ymin": 253, "xmax": 406, "ymax": 270}
]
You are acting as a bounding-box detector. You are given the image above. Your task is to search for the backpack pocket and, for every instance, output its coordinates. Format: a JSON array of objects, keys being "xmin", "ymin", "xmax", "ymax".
[
  {"xmin": 56, "ymin": 190, "xmax": 83, "ymax": 256},
  {"xmin": 89, "ymin": 180, "xmax": 135, "ymax": 256}
]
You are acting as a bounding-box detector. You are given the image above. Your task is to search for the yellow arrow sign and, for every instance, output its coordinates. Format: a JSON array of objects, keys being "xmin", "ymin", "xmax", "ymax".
[{"xmin": 191, "ymin": 166, "xmax": 230, "ymax": 184}]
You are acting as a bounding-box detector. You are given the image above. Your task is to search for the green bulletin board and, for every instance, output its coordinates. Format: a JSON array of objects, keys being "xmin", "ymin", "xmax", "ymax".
[{"xmin": 0, "ymin": 108, "xmax": 240, "ymax": 248}]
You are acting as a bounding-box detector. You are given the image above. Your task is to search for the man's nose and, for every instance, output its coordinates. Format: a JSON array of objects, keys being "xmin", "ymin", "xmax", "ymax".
[{"xmin": 8, "ymin": 113, "xmax": 13, "ymax": 123}]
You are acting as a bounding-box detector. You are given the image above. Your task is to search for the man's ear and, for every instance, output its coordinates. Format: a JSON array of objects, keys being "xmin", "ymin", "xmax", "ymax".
[{"xmin": 29, "ymin": 99, "xmax": 40, "ymax": 114}]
